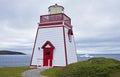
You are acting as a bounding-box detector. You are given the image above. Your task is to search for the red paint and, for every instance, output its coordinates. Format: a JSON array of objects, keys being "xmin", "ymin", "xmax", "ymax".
[
  {"xmin": 39, "ymin": 13, "xmax": 72, "ymax": 29},
  {"xmin": 40, "ymin": 13, "xmax": 71, "ymax": 26},
  {"xmin": 39, "ymin": 24, "xmax": 71, "ymax": 30},
  {"xmin": 40, "ymin": 13, "xmax": 62, "ymax": 23},
  {"xmin": 62, "ymin": 26, "xmax": 68, "ymax": 65},
  {"xmin": 68, "ymin": 29, "xmax": 73, "ymax": 35},
  {"xmin": 42, "ymin": 41, "xmax": 55, "ymax": 67},
  {"xmin": 39, "ymin": 25, "xmax": 63, "ymax": 29},
  {"xmin": 40, "ymin": 13, "xmax": 70, "ymax": 23},
  {"xmin": 30, "ymin": 27, "xmax": 39, "ymax": 66},
  {"xmin": 30, "ymin": 11, "xmax": 76, "ymax": 67},
  {"xmin": 39, "ymin": 21, "xmax": 63, "ymax": 26},
  {"xmin": 39, "ymin": 21, "xmax": 72, "ymax": 29},
  {"xmin": 64, "ymin": 22, "xmax": 72, "ymax": 28}
]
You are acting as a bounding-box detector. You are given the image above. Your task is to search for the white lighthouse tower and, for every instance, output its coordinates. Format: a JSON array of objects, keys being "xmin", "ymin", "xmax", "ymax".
[{"xmin": 30, "ymin": 4, "xmax": 77, "ymax": 68}]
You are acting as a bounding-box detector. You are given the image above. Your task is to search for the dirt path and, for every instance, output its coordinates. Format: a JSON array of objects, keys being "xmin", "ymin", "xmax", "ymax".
[{"xmin": 22, "ymin": 68, "xmax": 47, "ymax": 77}]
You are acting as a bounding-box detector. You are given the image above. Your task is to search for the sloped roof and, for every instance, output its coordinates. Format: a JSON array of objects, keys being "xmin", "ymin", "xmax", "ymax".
[{"xmin": 41, "ymin": 41, "xmax": 55, "ymax": 49}]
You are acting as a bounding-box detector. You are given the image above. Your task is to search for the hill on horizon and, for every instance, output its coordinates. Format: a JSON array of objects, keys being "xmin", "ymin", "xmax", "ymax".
[{"xmin": 0, "ymin": 50, "xmax": 26, "ymax": 55}]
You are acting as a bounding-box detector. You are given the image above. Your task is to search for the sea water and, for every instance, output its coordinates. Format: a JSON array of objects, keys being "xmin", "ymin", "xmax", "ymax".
[
  {"xmin": 0, "ymin": 55, "xmax": 31, "ymax": 67},
  {"xmin": 0, "ymin": 54, "xmax": 120, "ymax": 67}
]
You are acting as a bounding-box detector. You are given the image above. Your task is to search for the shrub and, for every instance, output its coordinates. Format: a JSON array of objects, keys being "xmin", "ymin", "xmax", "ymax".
[
  {"xmin": 60, "ymin": 57, "xmax": 120, "ymax": 77},
  {"xmin": 41, "ymin": 57, "xmax": 120, "ymax": 77}
]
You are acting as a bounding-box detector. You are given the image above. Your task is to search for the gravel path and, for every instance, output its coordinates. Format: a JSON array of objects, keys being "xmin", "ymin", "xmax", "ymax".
[{"xmin": 22, "ymin": 68, "xmax": 47, "ymax": 77}]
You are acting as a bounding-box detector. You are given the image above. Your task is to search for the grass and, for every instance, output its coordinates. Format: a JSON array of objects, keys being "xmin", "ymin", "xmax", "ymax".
[
  {"xmin": 41, "ymin": 57, "xmax": 120, "ymax": 77},
  {"xmin": 0, "ymin": 66, "xmax": 31, "ymax": 77},
  {"xmin": 41, "ymin": 68, "xmax": 62, "ymax": 77}
]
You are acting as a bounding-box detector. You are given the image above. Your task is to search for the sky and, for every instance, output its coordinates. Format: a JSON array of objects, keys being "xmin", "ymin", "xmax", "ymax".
[{"xmin": 0, "ymin": 0, "xmax": 120, "ymax": 54}]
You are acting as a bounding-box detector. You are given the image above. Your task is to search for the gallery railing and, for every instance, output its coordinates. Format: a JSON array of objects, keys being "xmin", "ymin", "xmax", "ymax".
[{"xmin": 40, "ymin": 13, "xmax": 71, "ymax": 25}]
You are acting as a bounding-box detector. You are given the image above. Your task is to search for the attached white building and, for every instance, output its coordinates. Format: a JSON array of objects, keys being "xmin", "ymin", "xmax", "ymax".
[{"xmin": 30, "ymin": 4, "xmax": 77, "ymax": 68}]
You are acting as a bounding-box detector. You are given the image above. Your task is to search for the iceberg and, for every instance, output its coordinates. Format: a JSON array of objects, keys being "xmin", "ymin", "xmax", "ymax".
[{"xmin": 80, "ymin": 54, "xmax": 94, "ymax": 58}]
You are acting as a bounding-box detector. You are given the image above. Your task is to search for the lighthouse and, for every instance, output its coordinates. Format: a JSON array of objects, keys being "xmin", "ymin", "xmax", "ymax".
[{"xmin": 30, "ymin": 4, "xmax": 77, "ymax": 68}]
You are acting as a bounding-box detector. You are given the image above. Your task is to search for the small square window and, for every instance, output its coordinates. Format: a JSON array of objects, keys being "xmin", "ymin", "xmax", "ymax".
[
  {"xmin": 46, "ymin": 50, "xmax": 50, "ymax": 55},
  {"xmin": 38, "ymin": 47, "xmax": 40, "ymax": 50}
]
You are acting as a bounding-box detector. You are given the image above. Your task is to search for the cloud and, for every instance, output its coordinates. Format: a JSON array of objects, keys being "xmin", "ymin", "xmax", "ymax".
[
  {"xmin": 0, "ymin": 25, "xmax": 35, "ymax": 50},
  {"xmin": 69, "ymin": 0, "xmax": 120, "ymax": 54},
  {"xmin": 50, "ymin": 0, "xmax": 62, "ymax": 4},
  {"xmin": 0, "ymin": 0, "xmax": 120, "ymax": 54}
]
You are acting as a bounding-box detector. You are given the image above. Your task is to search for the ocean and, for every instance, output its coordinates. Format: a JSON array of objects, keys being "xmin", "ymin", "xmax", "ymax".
[
  {"xmin": 0, "ymin": 54, "xmax": 120, "ymax": 67},
  {"xmin": 0, "ymin": 55, "xmax": 31, "ymax": 67}
]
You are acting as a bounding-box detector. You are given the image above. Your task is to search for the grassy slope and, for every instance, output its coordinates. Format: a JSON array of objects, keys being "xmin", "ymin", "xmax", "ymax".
[
  {"xmin": 0, "ymin": 66, "xmax": 31, "ymax": 77},
  {"xmin": 41, "ymin": 68, "xmax": 62, "ymax": 77},
  {"xmin": 41, "ymin": 57, "xmax": 120, "ymax": 77}
]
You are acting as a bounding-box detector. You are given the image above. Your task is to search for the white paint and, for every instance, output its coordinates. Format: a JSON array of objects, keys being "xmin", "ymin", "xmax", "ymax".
[
  {"xmin": 31, "ymin": 24, "xmax": 77, "ymax": 67},
  {"xmin": 65, "ymin": 28, "xmax": 78, "ymax": 64},
  {"xmin": 31, "ymin": 27, "xmax": 66, "ymax": 66},
  {"xmin": 45, "ymin": 44, "xmax": 51, "ymax": 48}
]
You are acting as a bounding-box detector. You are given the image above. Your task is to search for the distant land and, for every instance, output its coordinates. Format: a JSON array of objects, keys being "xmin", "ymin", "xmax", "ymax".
[{"xmin": 0, "ymin": 50, "xmax": 26, "ymax": 55}]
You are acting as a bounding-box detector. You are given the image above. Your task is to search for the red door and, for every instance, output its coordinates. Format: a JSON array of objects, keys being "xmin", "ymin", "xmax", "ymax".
[
  {"xmin": 43, "ymin": 48, "xmax": 53, "ymax": 66},
  {"xmin": 41, "ymin": 41, "xmax": 55, "ymax": 67}
]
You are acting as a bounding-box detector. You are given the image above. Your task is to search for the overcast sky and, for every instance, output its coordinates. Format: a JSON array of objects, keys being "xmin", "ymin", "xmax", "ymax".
[{"xmin": 0, "ymin": 0, "xmax": 120, "ymax": 54}]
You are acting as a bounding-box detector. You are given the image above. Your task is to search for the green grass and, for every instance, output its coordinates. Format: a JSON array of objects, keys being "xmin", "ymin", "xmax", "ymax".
[
  {"xmin": 41, "ymin": 68, "xmax": 62, "ymax": 77},
  {"xmin": 41, "ymin": 57, "xmax": 120, "ymax": 77},
  {"xmin": 0, "ymin": 66, "xmax": 31, "ymax": 77}
]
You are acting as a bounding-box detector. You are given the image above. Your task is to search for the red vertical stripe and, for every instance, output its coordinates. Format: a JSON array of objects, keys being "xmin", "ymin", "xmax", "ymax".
[
  {"xmin": 30, "ymin": 27, "xmax": 39, "ymax": 66},
  {"xmin": 62, "ymin": 26, "xmax": 68, "ymax": 65}
]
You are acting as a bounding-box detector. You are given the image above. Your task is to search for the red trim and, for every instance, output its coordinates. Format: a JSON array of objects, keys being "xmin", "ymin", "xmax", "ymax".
[
  {"xmin": 40, "ymin": 13, "xmax": 71, "ymax": 23},
  {"xmin": 30, "ymin": 65, "xmax": 65, "ymax": 68},
  {"xmin": 30, "ymin": 21, "xmax": 73, "ymax": 67},
  {"xmin": 30, "ymin": 27, "xmax": 39, "ymax": 66},
  {"xmin": 62, "ymin": 26, "xmax": 68, "ymax": 65},
  {"xmin": 39, "ymin": 22, "xmax": 72, "ymax": 29},
  {"xmin": 40, "ymin": 13, "xmax": 71, "ymax": 29},
  {"xmin": 39, "ymin": 25, "xmax": 71, "ymax": 30},
  {"xmin": 64, "ymin": 22, "xmax": 72, "ymax": 28},
  {"xmin": 40, "ymin": 14, "xmax": 62, "ymax": 23},
  {"xmin": 39, "ymin": 25, "xmax": 63, "ymax": 29},
  {"xmin": 40, "ymin": 13, "xmax": 63, "ymax": 16},
  {"xmin": 41, "ymin": 41, "xmax": 55, "ymax": 49},
  {"xmin": 63, "ymin": 13, "xmax": 71, "ymax": 21},
  {"xmin": 39, "ymin": 22, "xmax": 62, "ymax": 26},
  {"xmin": 62, "ymin": 13, "xmax": 64, "ymax": 21}
]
